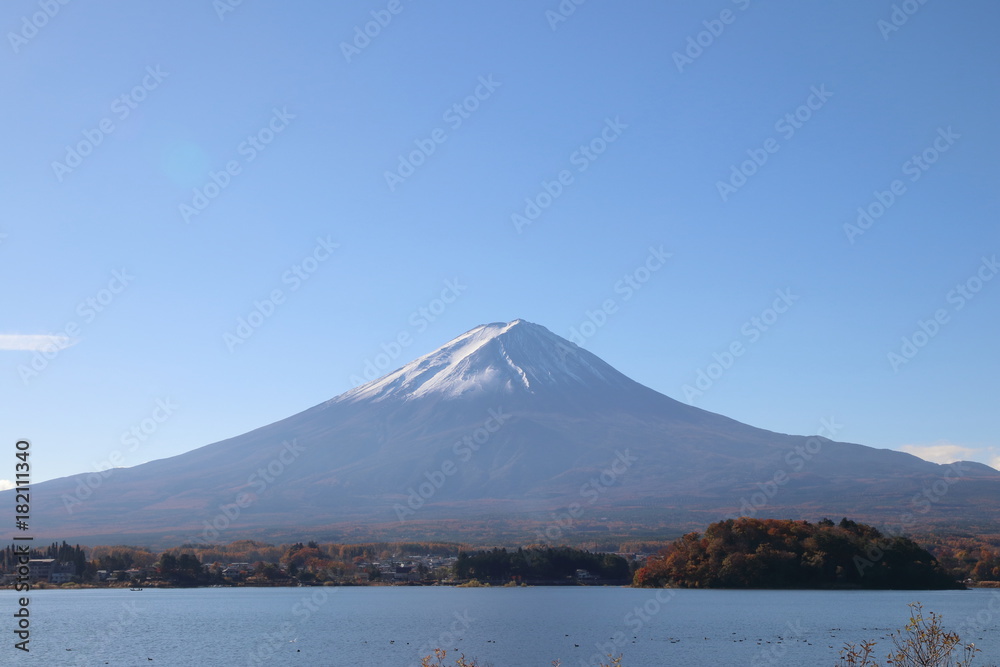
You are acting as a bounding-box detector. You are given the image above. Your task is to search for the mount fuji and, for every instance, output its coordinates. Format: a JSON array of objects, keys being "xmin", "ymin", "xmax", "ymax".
[{"xmin": 11, "ymin": 319, "xmax": 1000, "ymax": 546}]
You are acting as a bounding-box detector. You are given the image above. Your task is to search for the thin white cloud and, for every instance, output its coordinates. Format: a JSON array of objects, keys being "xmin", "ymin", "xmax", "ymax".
[
  {"xmin": 899, "ymin": 442, "xmax": 976, "ymax": 464},
  {"xmin": 0, "ymin": 479, "xmax": 13, "ymax": 491},
  {"xmin": 0, "ymin": 334, "xmax": 78, "ymax": 352},
  {"xmin": 900, "ymin": 441, "xmax": 1000, "ymax": 471}
]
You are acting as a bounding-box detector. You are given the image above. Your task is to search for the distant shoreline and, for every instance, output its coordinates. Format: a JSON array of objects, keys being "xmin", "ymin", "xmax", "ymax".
[{"xmin": 23, "ymin": 580, "xmax": 1000, "ymax": 591}]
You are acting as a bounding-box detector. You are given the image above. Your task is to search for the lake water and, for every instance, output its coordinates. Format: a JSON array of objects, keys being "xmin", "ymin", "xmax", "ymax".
[{"xmin": 1, "ymin": 587, "xmax": 998, "ymax": 666}]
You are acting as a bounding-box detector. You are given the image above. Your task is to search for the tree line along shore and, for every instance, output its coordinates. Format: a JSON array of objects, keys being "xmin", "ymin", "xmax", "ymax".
[{"xmin": 3, "ymin": 518, "xmax": 999, "ymax": 590}]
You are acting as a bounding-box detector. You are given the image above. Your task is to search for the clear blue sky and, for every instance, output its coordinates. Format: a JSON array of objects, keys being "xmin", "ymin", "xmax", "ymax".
[{"xmin": 2, "ymin": 0, "xmax": 997, "ymax": 485}]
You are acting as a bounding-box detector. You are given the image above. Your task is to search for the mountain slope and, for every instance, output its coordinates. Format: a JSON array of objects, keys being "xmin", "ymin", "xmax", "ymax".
[{"xmin": 10, "ymin": 319, "xmax": 999, "ymax": 545}]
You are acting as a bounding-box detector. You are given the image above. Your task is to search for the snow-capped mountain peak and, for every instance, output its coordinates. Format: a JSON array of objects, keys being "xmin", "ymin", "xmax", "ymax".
[{"xmin": 338, "ymin": 319, "xmax": 633, "ymax": 403}]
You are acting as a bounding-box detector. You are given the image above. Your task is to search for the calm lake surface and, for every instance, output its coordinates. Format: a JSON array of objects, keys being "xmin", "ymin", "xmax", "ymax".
[{"xmin": 1, "ymin": 587, "xmax": 998, "ymax": 666}]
